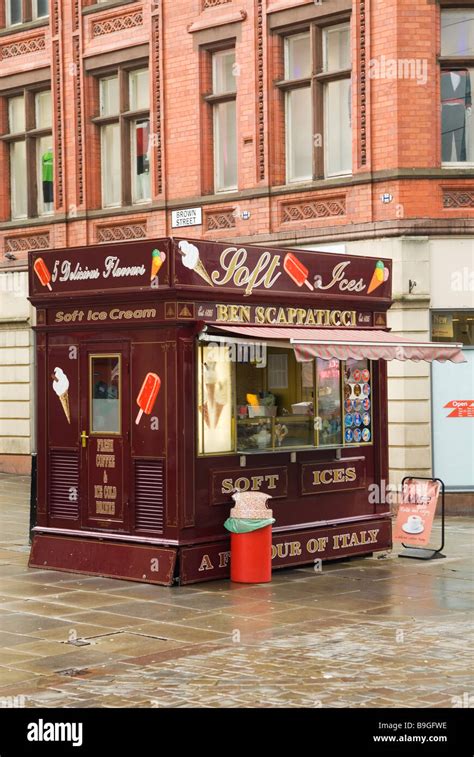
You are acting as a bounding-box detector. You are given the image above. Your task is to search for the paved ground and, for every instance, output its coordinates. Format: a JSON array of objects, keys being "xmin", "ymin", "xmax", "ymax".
[{"xmin": 0, "ymin": 472, "xmax": 472, "ymax": 708}]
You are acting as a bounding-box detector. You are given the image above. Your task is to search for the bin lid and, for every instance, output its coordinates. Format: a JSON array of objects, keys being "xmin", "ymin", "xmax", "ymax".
[{"xmin": 230, "ymin": 491, "xmax": 273, "ymax": 519}]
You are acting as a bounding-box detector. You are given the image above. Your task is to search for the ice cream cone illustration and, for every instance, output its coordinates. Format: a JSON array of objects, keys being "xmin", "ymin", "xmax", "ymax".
[
  {"xmin": 52, "ymin": 367, "xmax": 70, "ymax": 424},
  {"xmin": 136, "ymin": 372, "xmax": 161, "ymax": 425},
  {"xmin": 199, "ymin": 402, "xmax": 210, "ymax": 429},
  {"xmin": 203, "ymin": 361, "xmax": 217, "ymax": 409},
  {"xmin": 367, "ymin": 260, "xmax": 389, "ymax": 294},
  {"xmin": 178, "ymin": 240, "xmax": 214, "ymax": 287},
  {"xmin": 213, "ymin": 381, "xmax": 227, "ymax": 427},
  {"xmin": 150, "ymin": 249, "xmax": 166, "ymax": 281},
  {"xmin": 34, "ymin": 257, "xmax": 52, "ymax": 291}
]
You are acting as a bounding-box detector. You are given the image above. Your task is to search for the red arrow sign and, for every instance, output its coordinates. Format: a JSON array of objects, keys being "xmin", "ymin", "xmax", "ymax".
[{"xmin": 444, "ymin": 400, "xmax": 474, "ymax": 418}]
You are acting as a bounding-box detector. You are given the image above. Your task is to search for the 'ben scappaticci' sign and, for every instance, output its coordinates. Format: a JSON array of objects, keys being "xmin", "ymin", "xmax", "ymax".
[
  {"xmin": 301, "ymin": 458, "xmax": 366, "ymax": 496},
  {"xmin": 179, "ymin": 519, "xmax": 391, "ymax": 584}
]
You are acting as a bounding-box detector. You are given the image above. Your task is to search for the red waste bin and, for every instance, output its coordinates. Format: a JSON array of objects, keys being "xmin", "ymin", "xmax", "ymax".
[{"xmin": 230, "ymin": 525, "xmax": 272, "ymax": 583}]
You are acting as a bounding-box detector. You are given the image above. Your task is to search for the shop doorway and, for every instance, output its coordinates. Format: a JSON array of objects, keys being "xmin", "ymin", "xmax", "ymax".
[{"xmin": 80, "ymin": 342, "xmax": 130, "ymax": 530}]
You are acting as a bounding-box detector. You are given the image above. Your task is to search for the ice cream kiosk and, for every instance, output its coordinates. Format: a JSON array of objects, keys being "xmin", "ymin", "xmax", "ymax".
[{"xmin": 28, "ymin": 238, "xmax": 465, "ymax": 584}]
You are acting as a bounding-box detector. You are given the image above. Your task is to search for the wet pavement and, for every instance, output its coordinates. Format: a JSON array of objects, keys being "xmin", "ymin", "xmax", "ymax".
[{"xmin": 0, "ymin": 473, "xmax": 473, "ymax": 708}]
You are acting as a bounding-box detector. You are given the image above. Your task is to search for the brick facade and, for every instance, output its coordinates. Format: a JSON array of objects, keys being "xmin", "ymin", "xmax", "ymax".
[{"xmin": 0, "ymin": 0, "xmax": 473, "ymax": 478}]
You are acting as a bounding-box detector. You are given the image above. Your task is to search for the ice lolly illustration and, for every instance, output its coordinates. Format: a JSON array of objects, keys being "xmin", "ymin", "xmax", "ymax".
[
  {"xmin": 150, "ymin": 249, "xmax": 166, "ymax": 281},
  {"xmin": 34, "ymin": 257, "xmax": 52, "ymax": 291},
  {"xmin": 135, "ymin": 372, "xmax": 161, "ymax": 425},
  {"xmin": 367, "ymin": 260, "xmax": 385, "ymax": 294},
  {"xmin": 283, "ymin": 253, "xmax": 314, "ymax": 291},
  {"xmin": 52, "ymin": 367, "xmax": 70, "ymax": 424},
  {"xmin": 178, "ymin": 240, "xmax": 214, "ymax": 287}
]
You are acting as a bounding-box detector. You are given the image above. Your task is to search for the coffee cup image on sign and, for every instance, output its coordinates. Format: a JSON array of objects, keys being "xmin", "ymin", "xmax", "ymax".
[
  {"xmin": 52, "ymin": 368, "xmax": 71, "ymax": 424},
  {"xmin": 402, "ymin": 514, "xmax": 425, "ymax": 534}
]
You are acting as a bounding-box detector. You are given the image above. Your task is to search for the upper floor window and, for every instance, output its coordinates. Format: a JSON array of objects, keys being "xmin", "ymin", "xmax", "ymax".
[
  {"xmin": 2, "ymin": 89, "xmax": 53, "ymax": 220},
  {"xmin": 279, "ymin": 22, "xmax": 352, "ymax": 183},
  {"xmin": 96, "ymin": 67, "xmax": 151, "ymax": 208},
  {"xmin": 441, "ymin": 10, "xmax": 474, "ymax": 165},
  {"xmin": 33, "ymin": 0, "xmax": 49, "ymax": 19},
  {"xmin": 6, "ymin": 0, "xmax": 49, "ymax": 27},
  {"xmin": 211, "ymin": 49, "xmax": 238, "ymax": 193}
]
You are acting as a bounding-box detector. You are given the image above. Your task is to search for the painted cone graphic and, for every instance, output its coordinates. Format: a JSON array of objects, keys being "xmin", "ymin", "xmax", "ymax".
[
  {"xmin": 213, "ymin": 381, "xmax": 227, "ymax": 427},
  {"xmin": 52, "ymin": 367, "xmax": 71, "ymax": 424},
  {"xmin": 178, "ymin": 240, "xmax": 214, "ymax": 287},
  {"xmin": 367, "ymin": 260, "xmax": 385, "ymax": 294},
  {"xmin": 199, "ymin": 402, "xmax": 210, "ymax": 429},
  {"xmin": 214, "ymin": 402, "xmax": 225, "ymax": 428},
  {"xmin": 59, "ymin": 392, "xmax": 71, "ymax": 424},
  {"xmin": 151, "ymin": 249, "xmax": 166, "ymax": 281}
]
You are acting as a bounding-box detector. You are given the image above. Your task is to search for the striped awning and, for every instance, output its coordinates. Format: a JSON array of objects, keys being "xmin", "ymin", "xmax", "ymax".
[{"xmin": 205, "ymin": 326, "xmax": 466, "ymax": 364}]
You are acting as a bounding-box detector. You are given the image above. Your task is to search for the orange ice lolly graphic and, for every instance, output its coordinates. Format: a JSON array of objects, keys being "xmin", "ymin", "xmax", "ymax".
[
  {"xmin": 135, "ymin": 372, "xmax": 161, "ymax": 425},
  {"xmin": 34, "ymin": 257, "xmax": 52, "ymax": 291},
  {"xmin": 284, "ymin": 253, "xmax": 314, "ymax": 291}
]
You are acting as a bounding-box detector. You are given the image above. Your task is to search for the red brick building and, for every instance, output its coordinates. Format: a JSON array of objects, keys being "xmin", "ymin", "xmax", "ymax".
[{"xmin": 1, "ymin": 0, "xmax": 473, "ymax": 498}]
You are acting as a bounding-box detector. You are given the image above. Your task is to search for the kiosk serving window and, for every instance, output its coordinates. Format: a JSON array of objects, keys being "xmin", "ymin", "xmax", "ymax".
[{"xmin": 197, "ymin": 341, "xmax": 373, "ymax": 455}]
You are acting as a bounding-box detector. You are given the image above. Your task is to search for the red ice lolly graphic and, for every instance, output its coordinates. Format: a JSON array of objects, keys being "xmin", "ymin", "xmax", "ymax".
[
  {"xmin": 135, "ymin": 372, "xmax": 161, "ymax": 425},
  {"xmin": 283, "ymin": 253, "xmax": 314, "ymax": 291},
  {"xmin": 34, "ymin": 257, "xmax": 52, "ymax": 291}
]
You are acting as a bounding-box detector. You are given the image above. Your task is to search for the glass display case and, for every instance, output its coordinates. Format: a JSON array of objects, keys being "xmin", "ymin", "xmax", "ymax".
[
  {"xmin": 275, "ymin": 415, "xmax": 313, "ymax": 448},
  {"xmin": 197, "ymin": 341, "xmax": 374, "ymax": 455},
  {"xmin": 236, "ymin": 418, "xmax": 273, "ymax": 452},
  {"xmin": 236, "ymin": 415, "xmax": 314, "ymax": 452}
]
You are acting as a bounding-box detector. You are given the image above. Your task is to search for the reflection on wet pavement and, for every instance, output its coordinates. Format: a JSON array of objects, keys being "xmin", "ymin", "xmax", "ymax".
[{"xmin": 0, "ymin": 474, "xmax": 472, "ymax": 708}]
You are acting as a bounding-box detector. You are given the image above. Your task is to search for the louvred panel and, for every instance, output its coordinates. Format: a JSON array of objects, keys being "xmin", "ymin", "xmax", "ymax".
[
  {"xmin": 49, "ymin": 449, "xmax": 80, "ymax": 520},
  {"xmin": 134, "ymin": 459, "xmax": 165, "ymax": 533}
]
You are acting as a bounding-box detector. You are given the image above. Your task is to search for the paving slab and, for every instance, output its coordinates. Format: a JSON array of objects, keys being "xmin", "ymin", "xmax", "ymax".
[{"xmin": 0, "ymin": 473, "xmax": 472, "ymax": 708}]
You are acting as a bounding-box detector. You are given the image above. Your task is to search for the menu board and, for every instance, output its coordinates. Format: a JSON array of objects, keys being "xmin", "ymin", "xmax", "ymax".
[{"xmin": 343, "ymin": 360, "xmax": 372, "ymax": 445}]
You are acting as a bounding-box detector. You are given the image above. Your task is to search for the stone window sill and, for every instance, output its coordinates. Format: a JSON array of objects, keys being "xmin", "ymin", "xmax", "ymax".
[
  {"xmin": 83, "ymin": 0, "xmax": 139, "ymax": 16},
  {"xmin": 0, "ymin": 18, "xmax": 49, "ymax": 39}
]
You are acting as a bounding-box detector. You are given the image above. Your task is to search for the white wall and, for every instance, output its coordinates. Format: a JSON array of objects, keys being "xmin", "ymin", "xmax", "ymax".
[{"xmin": 0, "ymin": 271, "xmax": 35, "ymax": 460}]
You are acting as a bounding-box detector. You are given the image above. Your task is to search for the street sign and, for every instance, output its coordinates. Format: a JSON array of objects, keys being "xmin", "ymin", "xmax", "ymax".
[{"xmin": 171, "ymin": 208, "xmax": 202, "ymax": 228}]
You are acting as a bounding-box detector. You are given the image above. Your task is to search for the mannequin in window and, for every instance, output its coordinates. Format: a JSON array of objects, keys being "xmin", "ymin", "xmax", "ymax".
[
  {"xmin": 135, "ymin": 120, "xmax": 150, "ymax": 201},
  {"xmin": 42, "ymin": 147, "xmax": 54, "ymax": 213},
  {"xmin": 441, "ymin": 69, "xmax": 472, "ymax": 162}
]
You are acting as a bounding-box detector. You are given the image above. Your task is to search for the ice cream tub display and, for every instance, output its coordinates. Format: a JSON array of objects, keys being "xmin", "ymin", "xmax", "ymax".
[{"xmin": 27, "ymin": 237, "xmax": 465, "ymax": 584}]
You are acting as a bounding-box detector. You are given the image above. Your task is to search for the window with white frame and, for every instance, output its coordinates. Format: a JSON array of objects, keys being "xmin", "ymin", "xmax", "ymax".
[
  {"xmin": 211, "ymin": 49, "xmax": 238, "ymax": 193},
  {"xmin": 278, "ymin": 21, "xmax": 352, "ymax": 182},
  {"xmin": 33, "ymin": 0, "xmax": 49, "ymax": 19},
  {"xmin": 440, "ymin": 9, "xmax": 474, "ymax": 165},
  {"xmin": 6, "ymin": 0, "xmax": 49, "ymax": 26},
  {"xmin": 284, "ymin": 33, "xmax": 313, "ymax": 183},
  {"xmin": 1, "ymin": 89, "xmax": 53, "ymax": 220},
  {"xmin": 95, "ymin": 67, "xmax": 151, "ymax": 208}
]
